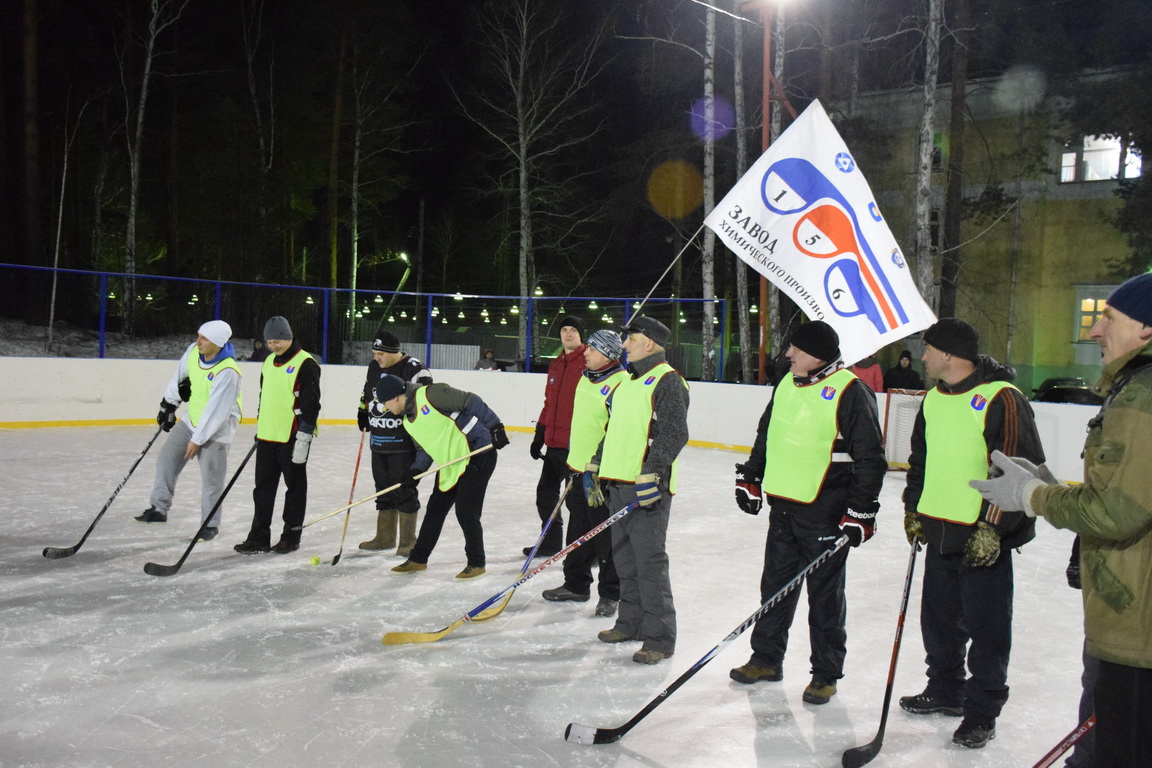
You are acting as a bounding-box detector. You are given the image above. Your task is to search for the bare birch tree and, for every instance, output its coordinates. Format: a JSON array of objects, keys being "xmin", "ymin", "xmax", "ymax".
[
  {"xmin": 117, "ymin": 0, "xmax": 188, "ymax": 333},
  {"xmin": 913, "ymin": 0, "xmax": 943, "ymax": 312},
  {"xmin": 701, "ymin": 6, "xmax": 718, "ymax": 380},
  {"xmin": 449, "ymin": 0, "xmax": 610, "ymax": 359}
]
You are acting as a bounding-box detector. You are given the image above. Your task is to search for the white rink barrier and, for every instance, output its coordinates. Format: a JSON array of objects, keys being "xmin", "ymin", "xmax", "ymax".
[{"xmin": 0, "ymin": 356, "xmax": 1092, "ymax": 481}]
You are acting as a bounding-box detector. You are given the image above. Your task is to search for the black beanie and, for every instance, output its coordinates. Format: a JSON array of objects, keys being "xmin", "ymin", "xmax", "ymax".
[
  {"xmin": 559, "ymin": 315, "xmax": 585, "ymax": 341},
  {"xmin": 789, "ymin": 321, "xmax": 840, "ymax": 363},
  {"xmin": 922, "ymin": 318, "xmax": 980, "ymax": 363},
  {"xmin": 372, "ymin": 330, "xmax": 401, "ymax": 353},
  {"xmin": 373, "ymin": 374, "xmax": 407, "ymax": 402}
]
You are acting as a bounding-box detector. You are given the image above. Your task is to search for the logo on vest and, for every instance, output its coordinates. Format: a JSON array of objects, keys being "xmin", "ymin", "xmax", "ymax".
[
  {"xmin": 821, "ymin": 386, "xmax": 837, "ymax": 400},
  {"xmin": 600, "ymin": 384, "xmax": 611, "ymax": 395},
  {"xmin": 970, "ymin": 394, "xmax": 988, "ymax": 411},
  {"xmin": 644, "ymin": 375, "xmax": 657, "ymax": 385},
  {"xmin": 286, "ymin": 365, "xmax": 296, "ymax": 374},
  {"xmin": 207, "ymin": 372, "xmax": 215, "ymax": 381},
  {"xmin": 421, "ymin": 405, "xmax": 431, "ymax": 415}
]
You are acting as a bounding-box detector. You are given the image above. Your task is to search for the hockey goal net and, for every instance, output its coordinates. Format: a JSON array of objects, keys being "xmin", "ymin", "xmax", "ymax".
[{"xmin": 883, "ymin": 388, "xmax": 928, "ymax": 470}]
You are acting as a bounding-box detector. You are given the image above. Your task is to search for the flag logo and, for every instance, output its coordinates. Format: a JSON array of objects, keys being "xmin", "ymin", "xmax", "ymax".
[
  {"xmin": 971, "ymin": 394, "xmax": 988, "ymax": 411},
  {"xmin": 206, "ymin": 372, "xmax": 214, "ymax": 381},
  {"xmin": 705, "ymin": 100, "xmax": 936, "ymax": 366},
  {"xmin": 600, "ymin": 384, "xmax": 612, "ymax": 395},
  {"xmin": 644, "ymin": 376, "xmax": 657, "ymax": 385},
  {"xmin": 286, "ymin": 366, "xmax": 296, "ymax": 374},
  {"xmin": 821, "ymin": 386, "xmax": 837, "ymax": 400},
  {"xmin": 420, "ymin": 405, "xmax": 430, "ymax": 415}
]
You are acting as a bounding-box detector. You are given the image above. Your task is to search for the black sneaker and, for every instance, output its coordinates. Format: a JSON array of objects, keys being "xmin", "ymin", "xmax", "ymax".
[
  {"xmin": 523, "ymin": 545, "xmax": 560, "ymax": 558},
  {"xmin": 234, "ymin": 540, "xmax": 272, "ymax": 554},
  {"xmin": 542, "ymin": 586, "xmax": 591, "ymax": 602},
  {"xmin": 271, "ymin": 540, "xmax": 299, "ymax": 554},
  {"xmin": 135, "ymin": 507, "xmax": 167, "ymax": 523},
  {"xmin": 198, "ymin": 527, "xmax": 219, "ymax": 542},
  {"xmin": 595, "ymin": 598, "xmax": 618, "ymax": 617},
  {"xmin": 953, "ymin": 717, "xmax": 996, "ymax": 748},
  {"xmin": 899, "ymin": 691, "xmax": 963, "ymax": 717}
]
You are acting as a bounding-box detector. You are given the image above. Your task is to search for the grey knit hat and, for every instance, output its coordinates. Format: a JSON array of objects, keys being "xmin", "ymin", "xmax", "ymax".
[{"xmin": 263, "ymin": 316, "xmax": 293, "ymax": 341}]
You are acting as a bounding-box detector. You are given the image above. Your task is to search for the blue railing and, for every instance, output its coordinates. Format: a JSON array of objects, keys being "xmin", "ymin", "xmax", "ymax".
[{"xmin": 1, "ymin": 263, "xmax": 738, "ymax": 379}]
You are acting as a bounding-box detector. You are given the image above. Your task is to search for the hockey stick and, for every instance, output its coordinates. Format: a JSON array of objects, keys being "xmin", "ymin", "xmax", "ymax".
[
  {"xmin": 469, "ymin": 476, "xmax": 575, "ymax": 624},
  {"xmin": 1031, "ymin": 715, "xmax": 1096, "ymax": 768},
  {"xmin": 43, "ymin": 426, "xmax": 165, "ymax": 559},
  {"xmin": 382, "ymin": 500, "xmax": 636, "ymax": 646},
  {"xmin": 566, "ymin": 534, "xmax": 850, "ymax": 745},
  {"xmin": 298, "ymin": 445, "xmax": 493, "ymax": 530},
  {"xmin": 143, "ymin": 440, "xmax": 258, "ymax": 577},
  {"xmin": 841, "ymin": 541, "xmax": 920, "ymax": 768},
  {"xmin": 330, "ymin": 430, "xmax": 366, "ymax": 566}
]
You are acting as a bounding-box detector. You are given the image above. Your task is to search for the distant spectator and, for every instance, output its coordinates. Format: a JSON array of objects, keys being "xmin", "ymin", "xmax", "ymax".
[
  {"xmin": 850, "ymin": 355, "xmax": 884, "ymax": 393},
  {"xmin": 884, "ymin": 349, "xmax": 924, "ymax": 391},
  {"xmin": 475, "ymin": 349, "xmax": 500, "ymax": 371},
  {"xmin": 249, "ymin": 339, "xmax": 271, "ymax": 364}
]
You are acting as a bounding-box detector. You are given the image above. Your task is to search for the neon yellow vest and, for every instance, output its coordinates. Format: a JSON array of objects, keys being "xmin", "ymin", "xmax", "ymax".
[
  {"xmin": 256, "ymin": 350, "xmax": 315, "ymax": 442},
  {"xmin": 599, "ymin": 362, "xmax": 685, "ymax": 492},
  {"xmin": 762, "ymin": 368, "xmax": 857, "ymax": 504},
  {"xmin": 567, "ymin": 369, "xmax": 628, "ymax": 472},
  {"xmin": 185, "ymin": 345, "xmax": 242, "ymax": 428},
  {"xmin": 403, "ymin": 386, "xmax": 470, "ymax": 492},
  {"xmin": 918, "ymin": 381, "xmax": 1015, "ymax": 524}
]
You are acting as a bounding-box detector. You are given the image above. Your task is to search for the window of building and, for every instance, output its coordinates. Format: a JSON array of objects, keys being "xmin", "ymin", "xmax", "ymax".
[
  {"xmin": 1060, "ymin": 135, "xmax": 1142, "ymax": 183},
  {"xmin": 1074, "ymin": 285, "xmax": 1116, "ymax": 341}
]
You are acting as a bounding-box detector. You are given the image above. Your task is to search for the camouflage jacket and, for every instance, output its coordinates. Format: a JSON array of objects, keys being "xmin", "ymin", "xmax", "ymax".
[{"xmin": 1033, "ymin": 338, "xmax": 1152, "ymax": 668}]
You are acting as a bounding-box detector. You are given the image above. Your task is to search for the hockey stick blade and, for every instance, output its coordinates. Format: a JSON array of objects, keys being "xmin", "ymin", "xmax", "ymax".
[
  {"xmin": 567, "ymin": 536, "xmax": 850, "ymax": 746},
  {"xmin": 383, "ymin": 502, "xmax": 635, "ymax": 646},
  {"xmin": 142, "ymin": 440, "xmax": 258, "ymax": 577},
  {"xmin": 381, "ymin": 599, "xmax": 512, "ymax": 644},
  {"xmin": 565, "ymin": 722, "xmax": 622, "ymax": 745},
  {"xmin": 841, "ymin": 543, "xmax": 920, "ymax": 768},
  {"xmin": 42, "ymin": 426, "xmax": 165, "ymax": 559}
]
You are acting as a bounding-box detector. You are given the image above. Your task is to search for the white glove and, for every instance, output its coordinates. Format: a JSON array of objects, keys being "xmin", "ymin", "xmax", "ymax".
[{"xmin": 292, "ymin": 432, "xmax": 313, "ymax": 464}]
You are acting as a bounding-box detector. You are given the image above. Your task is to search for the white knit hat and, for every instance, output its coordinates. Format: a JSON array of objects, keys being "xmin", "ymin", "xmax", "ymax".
[{"xmin": 197, "ymin": 320, "xmax": 233, "ymax": 347}]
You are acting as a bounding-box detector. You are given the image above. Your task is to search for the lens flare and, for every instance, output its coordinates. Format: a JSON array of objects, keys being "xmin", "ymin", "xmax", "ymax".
[{"xmin": 647, "ymin": 160, "xmax": 704, "ymax": 220}]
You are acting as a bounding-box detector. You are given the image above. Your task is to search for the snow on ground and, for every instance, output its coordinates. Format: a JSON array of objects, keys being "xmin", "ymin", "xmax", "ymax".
[{"xmin": 1, "ymin": 426, "xmax": 1084, "ymax": 767}]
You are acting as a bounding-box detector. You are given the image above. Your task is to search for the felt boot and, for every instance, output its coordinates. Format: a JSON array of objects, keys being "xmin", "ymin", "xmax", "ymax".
[
  {"xmin": 359, "ymin": 509, "xmax": 398, "ymax": 551},
  {"xmin": 396, "ymin": 511, "xmax": 418, "ymax": 557}
]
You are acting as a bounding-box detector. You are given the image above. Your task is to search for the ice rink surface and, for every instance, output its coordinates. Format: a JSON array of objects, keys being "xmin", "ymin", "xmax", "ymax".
[{"xmin": 2, "ymin": 425, "xmax": 1085, "ymax": 767}]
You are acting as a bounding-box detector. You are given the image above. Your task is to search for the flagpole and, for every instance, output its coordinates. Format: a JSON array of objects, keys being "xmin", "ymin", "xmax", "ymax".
[{"xmin": 629, "ymin": 224, "xmax": 706, "ymax": 322}]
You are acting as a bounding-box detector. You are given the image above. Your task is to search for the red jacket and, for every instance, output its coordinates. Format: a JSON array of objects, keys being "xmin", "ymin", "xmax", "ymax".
[
  {"xmin": 537, "ymin": 345, "xmax": 586, "ymax": 449},
  {"xmin": 850, "ymin": 362, "xmax": 884, "ymax": 393}
]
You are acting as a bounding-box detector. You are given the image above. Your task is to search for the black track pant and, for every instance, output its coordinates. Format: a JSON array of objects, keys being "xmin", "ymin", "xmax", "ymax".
[
  {"xmin": 248, "ymin": 439, "xmax": 308, "ymax": 546},
  {"xmin": 409, "ymin": 450, "xmax": 497, "ymax": 568}
]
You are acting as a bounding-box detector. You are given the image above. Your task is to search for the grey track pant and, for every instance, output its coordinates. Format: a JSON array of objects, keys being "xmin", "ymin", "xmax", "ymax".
[
  {"xmin": 606, "ymin": 482, "xmax": 676, "ymax": 653},
  {"xmin": 148, "ymin": 419, "xmax": 231, "ymax": 526}
]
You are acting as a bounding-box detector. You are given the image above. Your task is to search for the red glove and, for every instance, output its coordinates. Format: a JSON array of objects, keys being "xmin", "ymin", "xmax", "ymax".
[{"xmin": 838, "ymin": 509, "xmax": 875, "ymax": 547}]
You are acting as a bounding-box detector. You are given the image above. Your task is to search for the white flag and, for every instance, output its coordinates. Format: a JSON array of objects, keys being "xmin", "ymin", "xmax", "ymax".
[{"xmin": 704, "ymin": 100, "xmax": 936, "ymax": 366}]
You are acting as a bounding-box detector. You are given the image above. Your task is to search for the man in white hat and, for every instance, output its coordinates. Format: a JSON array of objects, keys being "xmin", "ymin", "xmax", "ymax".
[{"xmin": 135, "ymin": 319, "xmax": 243, "ymax": 542}]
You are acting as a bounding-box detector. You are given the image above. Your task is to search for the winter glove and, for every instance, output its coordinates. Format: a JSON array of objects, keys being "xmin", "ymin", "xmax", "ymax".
[
  {"xmin": 583, "ymin": 463, "xmax": 604, "ymax": 507},
  {"xmin": 530, "ymin": 423, "xmax": 546, "ymax": 460},
  {"xmin": 635, "ymin": 473, "xmax": 661, "ymax": 507},
  {"xmin": 963, "ymin": 521, "xmax": 1001, "ymax": 567},
  {"xmin": 157, "ymin": 400, "xmax": 178, "ymax": 432},
  {"xmin": 968, "ymin": 450, "xmax": 1051, "ymax": 517},
  {"xmin": 491, "ymin": 423, "xmax": 510, "ymax": 450},
  {"xmin": 357, "ymin": 409, "xmax": 370, "ymax": 432},
  {"xmin": 291, "ymin": 431, "xmax": 313, "ymax": 464},
  {"xmin": 838, "ymin": 509, "xmax": 876, "ymax": 547},
  {"xmin": 177, "ymin": 378, "xmax": 192, "ymax": 402},
  {"xmin": 734, "ymin": 462, "xmax": 763, "ymax": 515},
  {"xmin": 903, "ymin": 509, "xmax": 923, "ymax": 546},
  {"xmin": 1005, "ymin": 455, "xmax": 1061, "ymax": 486}
]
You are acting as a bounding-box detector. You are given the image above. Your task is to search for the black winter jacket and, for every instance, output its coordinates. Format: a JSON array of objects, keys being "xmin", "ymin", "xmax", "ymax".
[{"xmin": 904, "ymin": 355, "xmax": 1044, "ymax": 554}]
